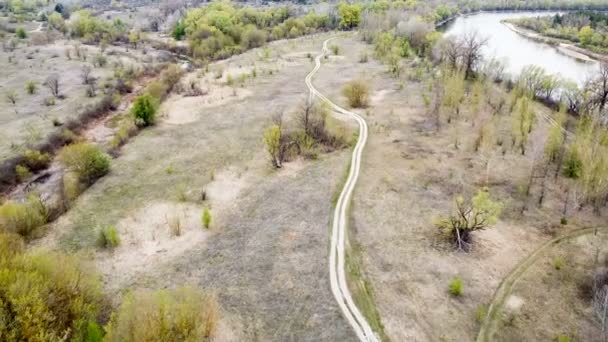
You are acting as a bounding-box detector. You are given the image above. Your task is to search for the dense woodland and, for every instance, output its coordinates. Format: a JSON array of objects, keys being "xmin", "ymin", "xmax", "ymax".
[{"xmin": 510, "ymin": 11, "xmax": 608, "ymax": 53}]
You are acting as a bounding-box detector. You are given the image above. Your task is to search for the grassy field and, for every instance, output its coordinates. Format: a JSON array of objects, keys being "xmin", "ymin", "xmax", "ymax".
[{"xmin": 38, "ymin": 33, "xmax": 362, "ymax": 340}]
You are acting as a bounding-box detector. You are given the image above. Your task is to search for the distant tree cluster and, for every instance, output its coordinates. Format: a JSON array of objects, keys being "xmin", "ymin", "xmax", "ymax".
[
  {"xmin": 179, "ymin": 2, "xmax": 334, "ymax": 61},
  {"xmin": 510, "ymin": 11, "xmax": 608, "ymax": 54}
]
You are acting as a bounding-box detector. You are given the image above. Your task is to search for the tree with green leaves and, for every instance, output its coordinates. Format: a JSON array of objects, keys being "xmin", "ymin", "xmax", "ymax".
[
  {"xmin": 442, "ymin": 71, "xmax": 465, "ymax": 123},
  {"xmin": 436, "ymin": 188, "xmax": 502, "ymax": 251},
  {"xmin": 132, "ymin": 93, "xmax": 157, "ymax": 126},
  {"xmin": 578, "ymin": 25, "xmax": 594, "ymax": 46},
  {"xmin": 511, "ymin": 95, "xmax": 535, "ymax": 155},
  {"xmin": 264, "ymin": 124, "xmax": 282, "ymax": 168},
  {"xmin": 337, "ymin": 2, "xmax": 362, "ymax": 30}
]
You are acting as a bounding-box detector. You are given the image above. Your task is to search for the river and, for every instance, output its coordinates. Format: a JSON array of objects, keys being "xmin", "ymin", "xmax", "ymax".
[{"xmin": 442, "ymin": 11, "xmax": 600, "ymax": 85}]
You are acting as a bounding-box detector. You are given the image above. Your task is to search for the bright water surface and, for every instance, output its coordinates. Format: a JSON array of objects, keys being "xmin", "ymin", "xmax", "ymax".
[{"xmin": 442, "ymin": 11, "xmax": 600, "ymax": 85}]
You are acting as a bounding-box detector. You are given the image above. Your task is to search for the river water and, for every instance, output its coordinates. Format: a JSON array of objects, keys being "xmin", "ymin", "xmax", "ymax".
[{"xmin": 442, "ymin": 11, "xmax": 600, "ymax": 85}]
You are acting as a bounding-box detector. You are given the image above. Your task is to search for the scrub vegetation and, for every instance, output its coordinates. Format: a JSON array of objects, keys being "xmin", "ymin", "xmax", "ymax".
[{"xmin": 4, "ymin": 0, "xmax": 608, "ymax": 341}]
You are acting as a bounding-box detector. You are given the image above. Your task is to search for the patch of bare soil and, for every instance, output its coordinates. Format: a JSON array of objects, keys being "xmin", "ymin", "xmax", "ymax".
[{"xmin": 96, "ymin": 202, "xmax": 209, "ymax": 292}]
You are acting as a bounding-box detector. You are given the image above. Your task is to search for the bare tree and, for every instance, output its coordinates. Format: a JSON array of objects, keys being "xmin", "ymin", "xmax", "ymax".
[
  {"xmin": 460, "ymin": 31, "xmax": 488, "ymax": 79},
  {"xmin": 81, "ymin": 65, "xmax": 92, "ymax": 85},
  {"xmin": 439, "ymin": 37, "xmax": 461, "ymax": 70},
  {"xmin": 45, "ymin": 74, "xmax": 60, "ymax": 98},
  {"xmin": 5, "ymin": 90, "xmax": 17, "ymax": 105},
  {"xmin": 585, "ymin": 62, "xmax": 608, "ymax": 113}
]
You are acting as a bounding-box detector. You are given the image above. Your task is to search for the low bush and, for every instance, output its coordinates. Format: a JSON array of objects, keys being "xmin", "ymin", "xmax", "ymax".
[
  {"xmin": 202, "ymin": 208, "xmax": 212, "ymax": 229},
  {"xmin": 475, "ymin": 304, "xmax": 487, "ymax": 323},
  {"xmin": 131, "ymin": 93, "xmax": 157, "ymax": 127},
  {"xmin": 0, "ymin": 233, "xmax": 104, "ymax": 341},
  {"xmin": 342, "ymin": 79, "xmax": 369, "ymax": 108},
  {"xmin": 553, "ymin": 256, "xmax": 565, "ymax": 270},
  {"xmin": 15, "ymin": 27, "xmax": 27, "ymax": 39},
  {"xmin": 62, "ymin": 171, "xmax": 81, "ymax": 203},
  {"xmin": 15, "ymin": 164, "xmax": 31, "ymax": 182},
  {"xmin": 449, "ymin": 276, "xmax": 463, "ymax": 296},
  {"xmin": 0, "ymin": 194, "xmax": 47, "ymax": 237},
  {"xmin": 330, "ymin": 44, "xmax": 340, "ymax": 55},
  {"xmin": 22, "ymin": 149, "xmax": 51, "ymax": 171},
  {"xmin": 168, "ymin": 215, "xmax": 182, "ymax": 237},
  {"xmin": 98, "ymin": 225, "xmax": 120, "ymax": 249},
  {"xmin": 58, "ymin": 143, "xmax": 110, "ymax": 184},
  {"xmin": 25, "ymin": 80, "xmax": 37, "ymax": 94},
  {"xmin": 104, "ymin": 287, "xmax": 219, "ymax": 342}
]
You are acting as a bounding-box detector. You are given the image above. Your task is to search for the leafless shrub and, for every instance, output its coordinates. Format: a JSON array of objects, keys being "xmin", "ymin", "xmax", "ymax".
[
  {"xmin": 81, "ymin": 65, "xmax": 92, "ymax": 85},
  {"xmin": 45, "ymin": 74, "xmax": 60, "ymax": 98}
]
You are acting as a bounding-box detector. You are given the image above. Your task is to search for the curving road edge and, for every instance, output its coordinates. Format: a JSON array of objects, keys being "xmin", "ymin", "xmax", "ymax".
[
  {"xmin": 305, "ymin": 37, "xmax": 379, "ymax": 342},
  {"xmin": 477, "ymin": 226, "xmax": 608, "ymax": 342}
]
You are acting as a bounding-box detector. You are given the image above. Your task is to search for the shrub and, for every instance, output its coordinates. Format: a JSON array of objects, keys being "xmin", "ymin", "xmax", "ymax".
[
  {"xmin": 359, "ymin": 51, "xmax": 368, "ymax": 63},
  {"xmin": 25, "ymin": 80, "xmax": 37, "ymax": 94},
  {"xmin": 330, "ymin": 44, "xmax": 340, "ymax": 55},
  {"xmin": 15, "ymin": 164, "xmax": 31, "ymax": 182},
  {"xmin": 168, "ymin": 215, "xmax": 182, "ymax": 237},
  {"xmin": 15, "ymin": 27, "xmax": 27, "ymax": 39},
  {"xmin": 342, "ymin": 79, "xmax": 369, "ymax": 108},
  {"xmin": 475, "ymin": 304, "xmax": 488, "ymax": 323},
  {"xmin": 131, "ymin": 93, "xmax": 157, "ymax": 126},
  {"xmin": 104, "ymin": 287, "xmax": 219, "ymax": 342},
  {"xmin": 145, "ymin": 81, "xmax": 168, "ymax": 100},
  {"xmin": 0, "ymin": 195, "xmax": 47, "ymax": 237},
  {"xmin": 23, "ymin": 149, "xmax": 51, "ymax": 171},
  {"xmin": 556, "ymin": 334, "xmax": 570, "ymax": 342},
  {"xmin": 63, "ymin": 171, "xmax": 81, "ymax": 203},
  {"xmin": 0, "ymin": 233, "xmax": 104, "ymax": 341},
  {"xmin": 58, "ymin": 143, "xmax": 110, "ymax": 184},
  {"xmin": 202, "ymin": 208, "xmax": 212, "ymax": 229},
  {"xmin": 449, "ymin": 277, "xmax": 463, "ymax": 296},
  {"xmin": 98, "ymin": 225, "xmax": 120, "ymax": 249},
  {"xmin": 553, "ymin": 256, "xmax": 565, "ymax": 270}
]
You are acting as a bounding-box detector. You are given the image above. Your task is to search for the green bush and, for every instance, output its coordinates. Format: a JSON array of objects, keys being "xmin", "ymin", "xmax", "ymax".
[
  {"xmin": 330, "ymin": 44, "xmax": 340, "ymax": 55},
  {"xmin": 202, "ymin": 208, "xmax": 212, "ymax": 229},
  {"xmin": 553, "ymin": 256, "xmax": 565, "ymax": 270},
  {"xmin": 556, "ymin": 334, "xmax": 570, "ymax": 342},
  {"xmin": 98, "ymin": 225, "xmax": 120, "ymax": 249},
  {"xmin": 58, "ymin": 143, "xmax": 110, "ymax": 184},
  {"xmin": 23, "ymin": 149, "xmax": 51, "ymax": 171},
  {"xmin": 131, "ymin": 93, "xmax": 157, "ymax": 126},
  {"xmin": 25, "ymin": 80, "xmax": 37, "ymax": 94},
  {"xmin": 475, "ymin": 304, "xmax": 487, "ymax": 323},
  {"xmin": 342, "ymin": 79, "xmax": 369, "ymax": 108},
  {"xmin": 63, "ymin": 171, "xmax": 82, "ymax": 203},
  {"xmin": 15, "ymin": 164, "xmax": 32, "ymax": 182},
  {"xmin": 0, "ymin": 194, "xmax": 47, "ymax": 237},
  {"xmin": 448, "ymin": 277, "xmax": 463, "ymax": 296},
  {"xmin": 0, "ymin": 233, "xmax": 104, "ymax": 341},
  {"xmin": 15, "ymin": 27, "xmax": 27, "ymax": 39},
  {"xmin": 104, "ymin": 287, "xmax": 219, "ymax": 342}
]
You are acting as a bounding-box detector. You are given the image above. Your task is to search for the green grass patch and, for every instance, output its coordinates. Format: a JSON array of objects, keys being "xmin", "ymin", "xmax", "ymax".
[{"xmin": 345, "ymin": 239, "xmax": 388, "ymax": 341}]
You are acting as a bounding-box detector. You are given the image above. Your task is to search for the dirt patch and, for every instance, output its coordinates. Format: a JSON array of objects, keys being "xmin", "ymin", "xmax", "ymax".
[
  {"xmin": 205, "ymin": 169, "xmax": 248, "ymax": 207},
  {"xmin": 96, "ymin": 201, "xmax": 209, "ymax": 292}
]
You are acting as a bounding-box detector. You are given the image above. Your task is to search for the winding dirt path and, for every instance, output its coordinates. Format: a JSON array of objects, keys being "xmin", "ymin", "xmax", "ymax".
[
  {"xmin": 476, "ymin": 226, "xmax": 608, "ymax": 341},
  {"xmin": 305, "ymin": 37, "xmax": 378, "ymax": 342}
]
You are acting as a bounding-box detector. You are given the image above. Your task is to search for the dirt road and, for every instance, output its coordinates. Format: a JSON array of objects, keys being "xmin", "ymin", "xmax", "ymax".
[{"xmin": 306, "ymin": 37, "xmax": 378, "ymax": 342}]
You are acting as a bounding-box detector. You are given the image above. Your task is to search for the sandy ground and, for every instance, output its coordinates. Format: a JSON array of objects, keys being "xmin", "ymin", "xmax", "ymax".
[{"xmin": 38, "ymin": 33, "xmax": 358, "ymax": 341}]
